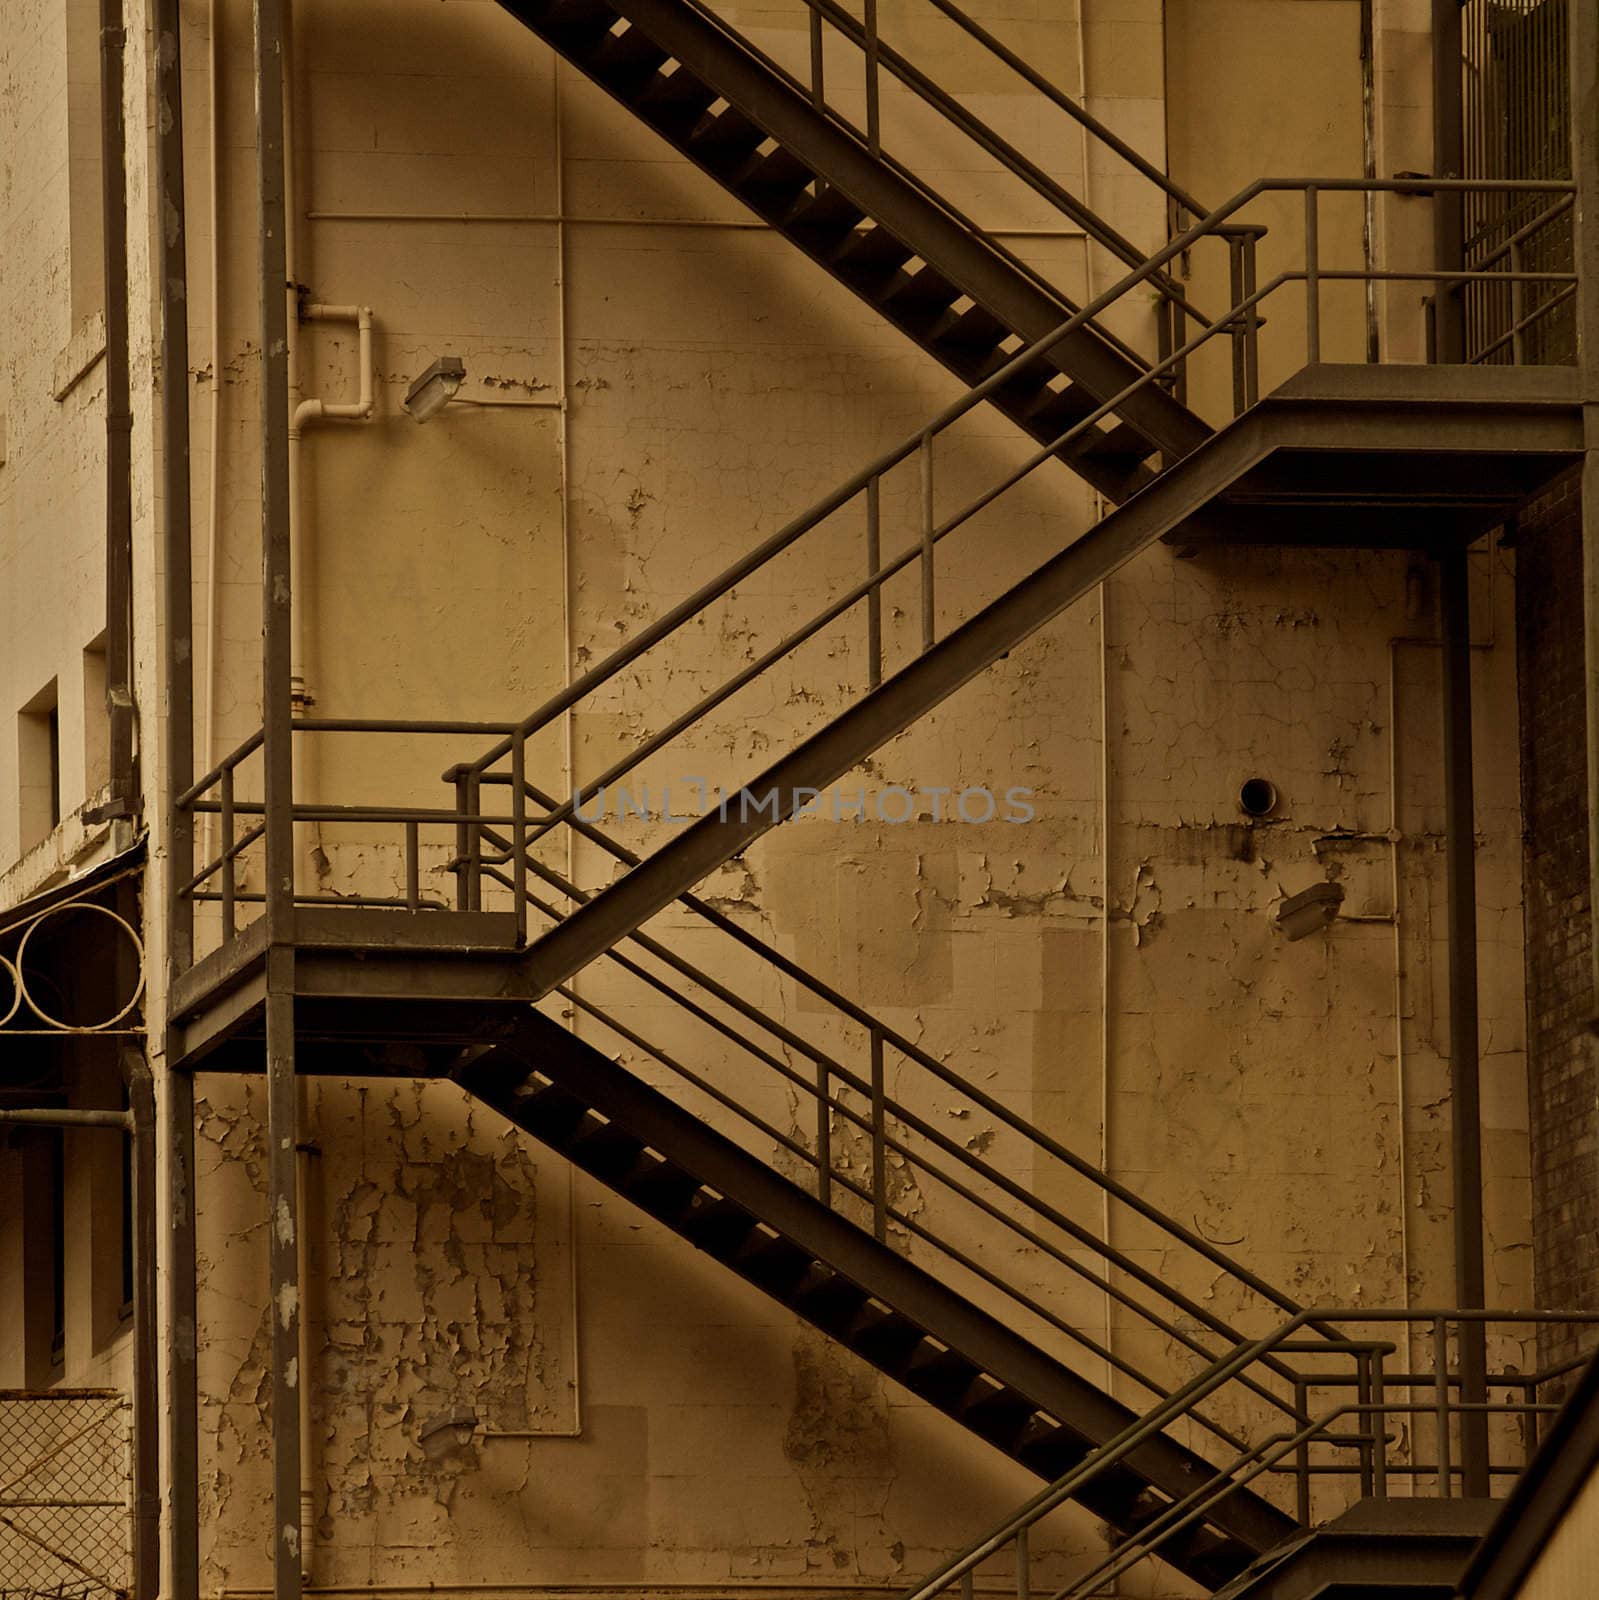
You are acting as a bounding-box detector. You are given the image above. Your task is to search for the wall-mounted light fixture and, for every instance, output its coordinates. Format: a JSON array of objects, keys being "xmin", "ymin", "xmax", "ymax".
[
  {"xmin": 403, "ymin": 356, "xmax": 466, "ymax": 422},
  {"xmin": 1274, "ymin": 881, "xmax": 1344, "ymax": 941}
]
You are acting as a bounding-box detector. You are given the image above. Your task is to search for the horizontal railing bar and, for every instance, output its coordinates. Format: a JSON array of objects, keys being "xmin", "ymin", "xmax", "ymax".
[
  {"xmin": 1470, "ymin": 283, "xmax": 1578, "ymax": 363},
  {"xmin": 917, "ymin": 0, "xmax": 1207, "ymax": 217},
  {"xmin": 1468, "ymin": 192, "xmax": 1576, "ymax": 267},
  {"xmin": 802, "ymin": 0, "xmax": 1204, "ymax": 325},
  {"xmin": 291, "ymin": 718, "xmax": 524, "ymax": 735}
]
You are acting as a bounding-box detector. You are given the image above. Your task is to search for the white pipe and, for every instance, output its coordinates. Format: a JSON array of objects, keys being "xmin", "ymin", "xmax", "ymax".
[
  {"xmin": 202, "ymin": 0, "xmax": 224, "ymax": 787},
  {"xmin": 289, "ymin": 304, "xmax": 375, "ymax": 709}
]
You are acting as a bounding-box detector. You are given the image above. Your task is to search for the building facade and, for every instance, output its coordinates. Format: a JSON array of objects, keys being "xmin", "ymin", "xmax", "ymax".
[{"xmin": 0, "ymin": 2, "xmax": 1594, "ymax": 1600}]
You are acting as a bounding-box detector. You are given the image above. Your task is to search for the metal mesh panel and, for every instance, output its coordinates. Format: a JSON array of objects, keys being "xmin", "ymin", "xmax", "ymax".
[
  {"xmin": 0, "ymin": 1393, "xmax": 129, "ymax": 1600},
  {"xmin": 1461, "ymin": 0, "xmax": 1574, "ymax": 363}
]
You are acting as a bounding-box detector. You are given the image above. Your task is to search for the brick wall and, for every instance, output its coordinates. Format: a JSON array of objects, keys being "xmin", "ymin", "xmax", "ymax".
[{"xmin": 1515, "ymin": 467, "xmax": 1598, "ymax": 1369}]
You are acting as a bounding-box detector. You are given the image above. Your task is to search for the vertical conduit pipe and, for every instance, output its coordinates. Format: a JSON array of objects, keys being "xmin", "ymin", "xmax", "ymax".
[
  {"xmin": 99, "ymin": 0, "xmax": 135, "ymax": 817},
  {"xmin": 1431, "ymin": 0, "xmax": 1465, "ymax": 362},
  {"xmin": 124, "ymin": 1050, "xmax": 159, "ymax": 1600},
  {"xmin": 150, "ymin": 0, "xmax": 200, "ymax": 1592},
  {"xmin": 253, "ymin": 3, "xmax": 303, "ymax": 1600},
  {"xmin": 1438, "ymin": 544, "xmax": 1489, "ymax": 1495},
  {"xmin": 1571, "ymin": 0, "xmax": 1599, "ymax": 1023}
]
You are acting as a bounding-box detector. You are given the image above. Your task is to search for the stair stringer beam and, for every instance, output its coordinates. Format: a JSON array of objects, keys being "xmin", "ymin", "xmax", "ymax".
[{"xmin": 456, "ymin": 1007, "xmax": 1300, "ymax": 1564}]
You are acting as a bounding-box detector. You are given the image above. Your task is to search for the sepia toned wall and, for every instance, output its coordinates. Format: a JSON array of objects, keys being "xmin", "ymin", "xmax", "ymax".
[{"xmin": 0, "ymin": 2, "xmax": 1538, "ymax": 1598}]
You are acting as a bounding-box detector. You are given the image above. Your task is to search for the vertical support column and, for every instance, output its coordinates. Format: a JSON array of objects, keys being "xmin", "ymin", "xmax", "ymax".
[
  {"xmin": 124, "ymin": 1051, "xmax": 159, "ymax": 1600},
  {"xmin": 163, "ymin": 1058, "xmax": 199, "ymax": 1600},
  {"xmin": 1439, "ymin": 545, "xmax": 1489, "ymax": 1495},
  {"xmin": 1431, "ymin": 0, "xmax": 1465, "ymax": 362},
  {"xmin": 255, "ymin": 2, "xmax": 302, "ymax": 1598},
  {"xmin": 153, "ymin": 0, "xmax": 197, "ymax": 1584},
  {"xmin": 1572, "ymin": 0, "xmax": 1599, "ymax": 1022}
]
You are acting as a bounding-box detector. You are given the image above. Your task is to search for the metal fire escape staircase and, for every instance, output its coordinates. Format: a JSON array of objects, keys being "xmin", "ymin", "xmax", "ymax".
[{"xmin": 169, "ymin": 0, "xmax": 1587, "ymax": 1592}]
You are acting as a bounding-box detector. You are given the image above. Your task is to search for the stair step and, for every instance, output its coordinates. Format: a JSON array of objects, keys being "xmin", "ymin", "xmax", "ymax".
[
  {"xmin": 688, "ymin": 106, "xmax": 769, "ymax": 167},
  {"xmin": 960, "ymin": 1380, "xmax": 1044, "ymax": 1449},
  {"xmin": 680, "ymin": 1192, "xmax": 762, "ymax": 1256},
  {"xmin": 792, "ymin": 1266, "xmax": 872, "ymax": 1333},
  {"xmin": 538, "ymin": 0, "xmax": 621, "ymax": 50},
  {"xmin": 568, "ymin": 1117, "xmax": 647, "ymax": 1179},
  {"xmin": 633, "ymin": 65, "xmax": 721, "ymax": 130},
  {"xmin": 785, "ymin": 183, "xmax": 867, "ymax": 238},
  {"xmin": 903, "ymin": 1343, "xmax": 983, "ymax": 1407},
  {"xmin": 728, "ymin": 144, "xmax": 814, "ymax": 206},
  {"xmin": 623, "ymin": 1153, "xmax": 704, "ymax": 1220},
  {"xmin": 827, "ymin": 226, "xmax": 918, "ymax": 285},
  {"xmin": 587, "ymin": 19, "xmax": 670, "ymax": 82},
  {"xmin": 926, "ymin": 301, "xmax": 1010, "ymax": 353},
  {"xmin": 882, "ymin": 263, "xmax": 965, "ymax": 318},
  {"xmin": 730, "ymin": 1227, "xmax": 817, "ymax": 1295},
  {"xmin": 509, "ymin": 1079, "xmax": 593, "ymax": 1145},
  {"xmin": 1014, "ymin": 1418, "xmax": 1093, "ymax": 1479},
  {"xmin": 843, "ymin": 1303, "xmax": 930, "ymax": 1370}
]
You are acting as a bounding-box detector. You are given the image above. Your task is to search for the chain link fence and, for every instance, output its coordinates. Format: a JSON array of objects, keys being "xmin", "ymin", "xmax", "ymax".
[{"xmin": 0, "ymin": 1392, "xmax": 129, "ymax": 1600}]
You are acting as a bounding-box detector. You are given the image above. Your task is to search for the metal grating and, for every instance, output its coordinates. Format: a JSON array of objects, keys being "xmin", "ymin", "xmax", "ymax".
[
  {"xmin": 0, "ymin": 1393, "xmax": 129, "ymax": 1600},
  {"xmin": 1461, "ymin": 0, "xmax": 1574, "ymax": 363}
]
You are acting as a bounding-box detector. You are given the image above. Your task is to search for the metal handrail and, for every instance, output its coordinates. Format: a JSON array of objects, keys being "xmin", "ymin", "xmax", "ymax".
[
  {"xmin": 172, "ymin": 179, "xmax": 1579, "ymax": 956},
  {"xmin": 777, "ymin": 0, "xmax": 1210, "ymax": 326},
  {"xmin": 904, "ymin": 1308, "xmax": 1599, "ymax": 1600}
]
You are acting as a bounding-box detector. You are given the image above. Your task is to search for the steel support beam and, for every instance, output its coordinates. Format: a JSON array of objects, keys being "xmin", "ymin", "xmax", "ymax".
[
  {"xmin": 254, "ymin": 0, "xmax": 302, "ymax": 1595},
  {"xmin": 1431, "ymin": 0, "xmax": 1465, "ymax": 362},
  {"xmin": 1573, "ymin": 0, "xmax": 1599, "ymax": 1023},
  {"xmin": 1438, "ymin": 545, "xmax": 1489, "ymax": 1496},
  {"xmin": 125, "ymin": 1052, "xmax": 160, "ymax": 1600},
  {"xmin": 162, "ymin": 1059, "xmax": 199, "ymax": 1600}
]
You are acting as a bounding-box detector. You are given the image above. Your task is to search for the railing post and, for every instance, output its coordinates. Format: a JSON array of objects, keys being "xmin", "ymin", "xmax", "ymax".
[
  {"xmin": 919, "ymin": 433, "xmax": 935, "ymax": 652},
  {"xmin": 511, "ymin": 733, "xmax": 527, "ymax": 943},
  {"xmin": 816, "ymin": 1060, "xmax": 832, "ymax": 1208},
  {"xmin": 1013, "ymin": 1525, "xmax": 1028, "ymax": 1600},
  {"xmin": 453, "ymin": 770, "xmax": 471, "ymax": 910},
  {"xmin": 1228, "ymin": 232, "xmax": 1247, "ymax": 417},
  {"xmin": 404, "ymin": 820, "xmax": 420, "ymax": 911},
  {"xmin": 1355, "ymin": 1350, "xmax": 1374, "ymax": 1497},
  {"xmin": 864, "ymin": 0, "xmax": 880, "ymax": 156},
  {"xmin": 1294, "ymin": 1375, "xmax": 1312, "ymax": 1524},
  {"xmin": 1434, "ymin": 1316, "xmax": 1453, "ymax": 1499},
  {"xmin": 961, "ymin": 1570, "xmax": 974, "ymax": 1600},
  {"xmin": 866, "ymin": 475, "xmax": 882, "ymax": 690},
  {"xmin": 1510, "ymin": 236, "xmax": 1527, "ymax": 365},
  {"xmin": 1370, "ymin": 1346, "xmax": 1389, "ymax": 1498},
  {"xmin": 1242, "ymin": 229, "xmax": 1260, "ymax": 406},
  {"xmin": 809, "ymin": 2, "xmax": 825, "ymax": 111},
  {"xmin": 870, "ymin": 1029, "xmax": 887, "ymax": 1242},
  {"xmin": 465, "ymin": 769, "xmax": 483, "ymax": 912},
  {"xmin": 220, "ymin": 766, "xmax": 236, "ymax": 943},
  {"xmin": 1305, "ymin": 185, "xmax": 1321, "ymax": 364}
]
